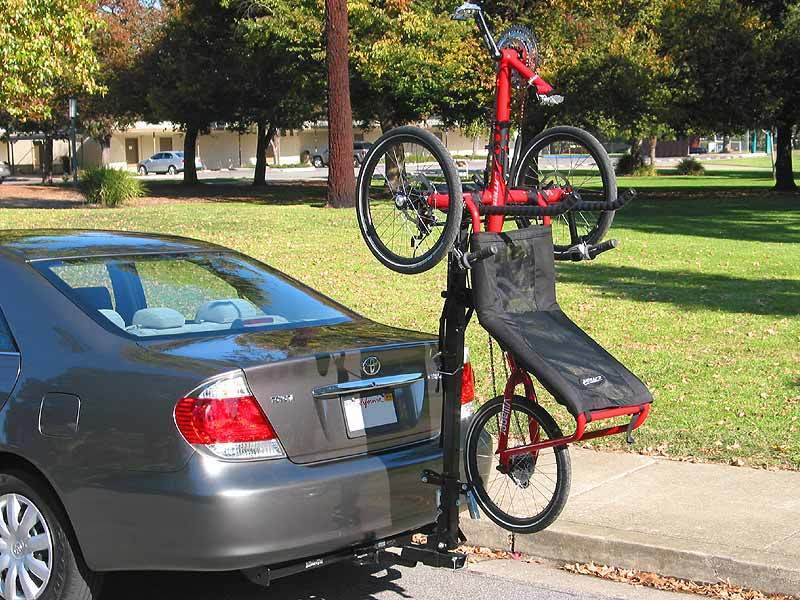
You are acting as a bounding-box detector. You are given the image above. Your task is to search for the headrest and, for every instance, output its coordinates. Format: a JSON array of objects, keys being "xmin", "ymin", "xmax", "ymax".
[
  {"xmin": 74, "ymin": 286, "xmax": 113, "ymax": 311},
  {"xmin": 196, "ymin": 299, "xmax": 260, "ymax": 324},
  {"xmin": 99, "ymin": 309, "xmax": 126, "ymax": 329},
  {"xmin": 132, "ymin": 308, "xmax": 185, "ymax": 330}
]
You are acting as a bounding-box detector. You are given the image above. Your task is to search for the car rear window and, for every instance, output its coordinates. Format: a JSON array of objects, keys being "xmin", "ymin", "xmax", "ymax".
[
  {"xmin": 0, "ymin": 309, "xmax": 17, "ymax": 353},
  {"xmin": 33, "ymin": 252, "xmax": 352, "ymax": 339}
]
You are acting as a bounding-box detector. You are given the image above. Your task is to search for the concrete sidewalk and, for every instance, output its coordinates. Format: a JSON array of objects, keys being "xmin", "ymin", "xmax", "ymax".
[{"xmin": 463, "ymin": 448, "xmax": 800, "ymax": 597}]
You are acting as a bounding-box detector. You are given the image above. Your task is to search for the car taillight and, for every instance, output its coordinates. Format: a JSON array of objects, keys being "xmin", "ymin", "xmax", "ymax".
[
  {"xmin": 175, "ymin": 372, "xmax": 285, "ymax": 460},
  {"xmin": 461, "ymin": 347, "xmax": 475, "ymax": 419}
]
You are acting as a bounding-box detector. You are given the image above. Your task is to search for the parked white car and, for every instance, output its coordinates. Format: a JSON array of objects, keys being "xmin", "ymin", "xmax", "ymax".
[
  {"xmin": 0, "ymin": 161, "xmax": 11, "ymax": 183},
  {"xmin": 138, "ymin": 151, "xmax": 204, "ymax": 175}
]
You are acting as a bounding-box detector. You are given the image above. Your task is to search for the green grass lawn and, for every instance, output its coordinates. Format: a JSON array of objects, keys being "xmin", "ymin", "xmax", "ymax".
[
  {"xmin": 1, "ymin": 173, "xmax": 798, "ymax": 469},
  {"xmin": 699, "ymin": 150, "xmax": 800, "ymax": 171}
]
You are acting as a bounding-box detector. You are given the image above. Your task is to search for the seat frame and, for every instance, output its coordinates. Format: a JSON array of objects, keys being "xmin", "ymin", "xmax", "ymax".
[{"xmin": 499, "ymin": 355, "xmax": 651, "ymax": 464}]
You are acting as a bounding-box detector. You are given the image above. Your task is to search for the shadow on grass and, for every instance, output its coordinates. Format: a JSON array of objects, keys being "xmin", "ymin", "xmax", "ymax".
[
  {"xmin": 0, "ymin": 198, "xmax": 84, "ymax": 209},
  {"xmin": 142, "ymin": 180, "xmax": 329, "ymax": 207},
  {"xmin": 557, "ymin": 262, "xmax": 800, "ymax": 316},
  {"xmin": 0, "ymin": 181, "xmax": 330, "ymax": 209},
  {"xmin": 614, "ymin": 194, "xmax": 800, "ymax": 244}
]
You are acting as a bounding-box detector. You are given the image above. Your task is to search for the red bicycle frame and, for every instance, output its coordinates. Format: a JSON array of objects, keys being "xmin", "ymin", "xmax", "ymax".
[{"xmin": 428, "ymin": 49, "xmax": 561, "ymax": 234}]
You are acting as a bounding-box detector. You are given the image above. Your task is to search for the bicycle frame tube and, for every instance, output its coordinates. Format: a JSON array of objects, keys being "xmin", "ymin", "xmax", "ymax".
[
  {"xmin": 428, "ymin": 50, "xmax": 558, "ymax": 234},
  {"xmin": 497, "ymin": 354, "xmax": 540, "ymax": 469},
  {"xmin": 500, "ymin": 401, "xmax": 652, "ymax": 460}
]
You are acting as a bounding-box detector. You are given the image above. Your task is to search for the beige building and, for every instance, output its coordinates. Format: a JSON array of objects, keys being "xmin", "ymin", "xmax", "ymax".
[{"xmin": 2, "ymin": 121, "xmax": 487, "ymax": 174}]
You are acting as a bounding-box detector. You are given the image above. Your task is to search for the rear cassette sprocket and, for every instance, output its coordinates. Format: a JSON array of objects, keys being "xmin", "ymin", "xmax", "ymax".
[{"xmin": 497, "ymin": 25, "xmax": 539, "ymax": 88}]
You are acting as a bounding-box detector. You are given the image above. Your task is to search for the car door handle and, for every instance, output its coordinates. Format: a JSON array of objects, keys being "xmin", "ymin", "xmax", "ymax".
[{"xmin": 312, "ymin": 373, "xmax": 424, "ymax": 399}]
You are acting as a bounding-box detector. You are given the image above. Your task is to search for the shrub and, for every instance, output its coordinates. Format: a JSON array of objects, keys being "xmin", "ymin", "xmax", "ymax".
[
  {"xmin": 675, "ymin": 157, "xmax": 706, "ymax": 176},
  {"xmin": 632, "ymin": 163, "xmax": 657, "ymax": 176},
  {"xmin": 80, "ymin": 167, "xmax": 145, "ymax": 207},
  {"xmin": 614, "ymin": 152, "xmax": 648, "ymax": 176},
  {"xmin": 615, "ymin": 153, "xmax": 658, "ymax": 176}
]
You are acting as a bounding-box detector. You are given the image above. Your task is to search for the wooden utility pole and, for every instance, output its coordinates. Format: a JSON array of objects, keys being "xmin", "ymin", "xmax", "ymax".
[{"xmin": 325, "ymin": 0, "xmax": 355, "ymax": 208}]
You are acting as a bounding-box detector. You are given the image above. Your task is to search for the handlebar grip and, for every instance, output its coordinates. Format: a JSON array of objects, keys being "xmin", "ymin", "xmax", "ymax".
[
  {"xmin": 588, "ymin": 239, "xmax": 618, "ymax": 259},
  {"xmin": 460, "ymin": 245, "xmax": 497, "ymax": 269},
  {"xmin": 572, "ymin": 189, "xmax": 637, "ymax": 212},
  {"xmin": 478, "ymin": 191, "xmax": 579, "ymax": 217},
  {"xmin": 554, "ymin": 238, "xmax": 619, "ymax": 262}
]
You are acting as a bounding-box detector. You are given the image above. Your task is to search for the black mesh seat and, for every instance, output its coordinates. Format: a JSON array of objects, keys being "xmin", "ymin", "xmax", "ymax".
[{"xmin": 471, "ymin": 227, "xmax": 652, "ymax": 419}]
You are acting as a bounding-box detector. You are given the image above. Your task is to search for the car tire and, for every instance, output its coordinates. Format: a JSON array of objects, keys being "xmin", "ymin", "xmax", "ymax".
[
  {"xmin": 0, "ymin": 472, "xmax": 103, "ymax": 600},
  {"xmin": 312, "ymin": 156, "xmax": 324, "ymax": 168},
  {"xmin": 167, "ymin": 166, "xmax": 177, "ymax": 175},
  {"xmin": 137, "ymin": 166, "xmax": 147, "ymax": 176}
]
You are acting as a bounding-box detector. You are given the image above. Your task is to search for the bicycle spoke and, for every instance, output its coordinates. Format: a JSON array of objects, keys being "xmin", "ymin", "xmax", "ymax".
[
  {"xmin": 474, "ymin": 402, "xmax": 565, "ymax": 523},
  {"xmin": 516, "ymin": 134, "xmax": 612, "ymax": 250}
]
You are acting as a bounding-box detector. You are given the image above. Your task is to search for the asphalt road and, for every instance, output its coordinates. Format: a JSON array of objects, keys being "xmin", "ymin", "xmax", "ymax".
[{"xmin": 101, "ymin": 558, "xmax": 695, "ymax": 600}]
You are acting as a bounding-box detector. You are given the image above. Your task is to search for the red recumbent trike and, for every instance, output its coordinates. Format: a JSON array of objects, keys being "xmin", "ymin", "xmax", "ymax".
[{"xmin": 356, "ymin": 2, "xmax": 652, "ymax": 537}]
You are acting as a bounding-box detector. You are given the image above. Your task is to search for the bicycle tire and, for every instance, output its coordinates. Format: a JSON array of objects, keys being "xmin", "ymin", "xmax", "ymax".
[
  {"xmin": 465, "ymin": 395, "xmax": 571, "ymax": 533},
  {"xmin": 356, "ymin": 126, "xmax": 463, "ymax": 275},
  {"xmin": 511, "ymin": 126, "xmax": 616, "ymax": 251}
]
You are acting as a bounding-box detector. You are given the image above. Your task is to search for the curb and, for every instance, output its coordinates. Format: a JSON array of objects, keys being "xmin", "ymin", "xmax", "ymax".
[{"xmin": 462, "ymin": 519, "xmax": 800, "ymax": 598}]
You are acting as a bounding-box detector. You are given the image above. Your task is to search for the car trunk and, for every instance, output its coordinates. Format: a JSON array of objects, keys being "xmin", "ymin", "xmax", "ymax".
[
  {"xmin": 140, "ymin": 320, "xmax": 441, "ymax": 464},
  {"xmin": 245, "ymin": 341, "xmax": 440, "ymax": 464}
]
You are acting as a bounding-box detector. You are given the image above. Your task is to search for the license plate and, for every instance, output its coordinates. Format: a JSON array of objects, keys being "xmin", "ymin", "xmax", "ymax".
[{"xmin": 342, "ymin": 391, "xmax": 397, "ymax": 437}]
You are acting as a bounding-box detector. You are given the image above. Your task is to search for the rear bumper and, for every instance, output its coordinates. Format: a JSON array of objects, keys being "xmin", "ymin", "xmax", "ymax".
[{"xmin": 70, "ymin": 427, "xmax": 490, "ymax": 572}]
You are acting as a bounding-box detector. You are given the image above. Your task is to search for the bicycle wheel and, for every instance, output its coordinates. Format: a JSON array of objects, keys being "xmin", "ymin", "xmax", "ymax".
[
  {"xmin": 465, "ymin": 395, "xmax": 571, "ymax": 533},
  {"xmin": 356, "ymin": 126, "xmax": 463, "ymax": 274},
  {"xmin": 511, "ymin": 126, "xmax": 616, "ymax": 252}
]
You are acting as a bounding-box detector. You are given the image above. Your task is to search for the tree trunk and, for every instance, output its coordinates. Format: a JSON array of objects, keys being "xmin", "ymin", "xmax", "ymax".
[
  {"xmin": 630, "ymin": 138, "xmax": 645, "ymax": 167},
  {"xmin": 648, "ymin": 136, "xmax": 657, "ymax": 166},
  {"xmin": 183, "ymin": 126, "xmax": 199, "ymax": 185},
  {"xmin": 253, "ymin": 121, "xmax": 277, "ymax": 187},
  {"xmin": 41, "ymin": 137, "xmax": 54, "ymax": 184},
  {"xmin": 100, "ymin": 135, "xmax": 112, "ymax": 167},
  {"xmin": 774, "ymin": 122, "xmax": 797, "ymax": 191},
  {"xmin": 325, "ymin": 0, "xmax": 355, "ymax": 208},
  {"xmin": 379, "ymin": 117, "xmax": 400, "ymax": 134},
  {"xmin": 519, "ymin": 91, "xmax": 549, "ymax": 150}
]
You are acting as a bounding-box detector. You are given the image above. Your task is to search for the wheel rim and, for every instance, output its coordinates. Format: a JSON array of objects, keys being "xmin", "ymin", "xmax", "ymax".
[
  {"xmin": 0, "ymin": 494, "xmax": 53, "ymax": 600},
  {"xmin": 473, "ymin": 404, "xmax": 561, "ymax": 524},
  {"xmin": 517, "ymin": 135, "xmax": 612, "ymax": 250},
  {"xmin": 361, "ymin": 138, "xmax": 451, "ymax": 266}
]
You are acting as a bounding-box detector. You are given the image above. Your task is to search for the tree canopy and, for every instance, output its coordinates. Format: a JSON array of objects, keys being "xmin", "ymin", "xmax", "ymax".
[
  {"xmin": 1, "ymin": 0, "xmax": 796, "ymax": 191},
  {"xmin": 348, "ymin": 0, "xmax": 493, "ymax": 131},
  {"xmin": 0, "ymin": 0, "xmax": 104, "ymax": 122}
]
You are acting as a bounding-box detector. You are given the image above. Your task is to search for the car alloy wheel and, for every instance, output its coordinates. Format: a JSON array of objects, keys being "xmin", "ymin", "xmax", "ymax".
[
  {"xmin": 138, "ymin": 167, "xmax": 147, "ymax": 176},
  {"xmin": 312, "ymin": 157, "xmax": 324, "ymax": 168},
  {"xmin": 0, "ymin": 493, "xmax": 53, "ymax": 600},
  {"xmin": 167, "ymin": 166, "xmax": 177, "ymax": 175}
]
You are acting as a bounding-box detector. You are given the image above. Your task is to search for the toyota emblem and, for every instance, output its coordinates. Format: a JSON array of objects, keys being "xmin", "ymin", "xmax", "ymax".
[{"xmin": 362, "ymin": 356, "xmax": 381, "ymax": 376}]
